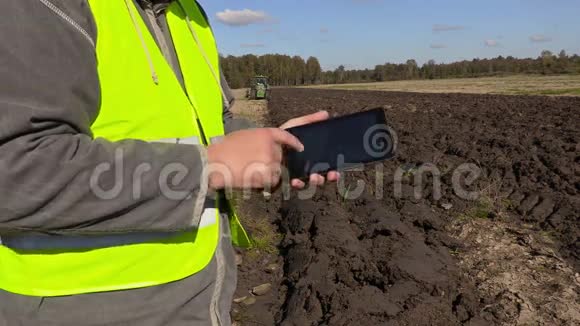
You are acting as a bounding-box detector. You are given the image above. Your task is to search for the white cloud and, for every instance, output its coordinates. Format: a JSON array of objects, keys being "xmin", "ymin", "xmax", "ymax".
[
  {"xmin": 529, "ymin": 34, "xmax": 552, "ymax": 43},
  {"xmin": 484, "ymin": 39, "xmax": 499, "ymax": 47},
  {"xmin": 430, "ymin": 43, "xmax": 447, "ymax": 49},
  {"xmin": 216, "ymin": 9, "xmax": 271, "ymax": 26},
  {"xmin": 240, "ymin": 43, "xmax": 266, "ymax": 48},
  {"xmin": 433, "ymin": 24, "xmax": 465, "ymax": 32}
]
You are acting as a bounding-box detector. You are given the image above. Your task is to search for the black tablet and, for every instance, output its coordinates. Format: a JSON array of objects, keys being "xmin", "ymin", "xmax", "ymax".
[{"xmin": 284, "ymin": 108, "xmax": 397, "ymax": 179}]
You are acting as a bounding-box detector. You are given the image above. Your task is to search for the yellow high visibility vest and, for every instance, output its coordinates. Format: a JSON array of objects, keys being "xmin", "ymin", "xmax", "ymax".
[{"xmin": 0, "ymin": 0, "xmax": 250, "ymax": 297}]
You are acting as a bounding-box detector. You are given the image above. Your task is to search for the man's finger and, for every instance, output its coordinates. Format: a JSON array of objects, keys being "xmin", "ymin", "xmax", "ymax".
[
  {"xmin": 272, "ymin": 144, "xmax": 283, "ymax": 162},
  {"xmin": 280, "ymin": 111, "xmax": 330, "ymax": 129},
  {"xmin": 309, "ymin": 174, "xmax": 325, "ymax": 186},
  {"xmin": 269, "ymin": 128, "xmax": 304, "ymax": 152},
  {"xmin": 291, "ymin": 179, "xmax": 306, "ymax": 189},
  {"xmin": 327, "ymin": 171, "xmax": 340, "ymax": 182}
]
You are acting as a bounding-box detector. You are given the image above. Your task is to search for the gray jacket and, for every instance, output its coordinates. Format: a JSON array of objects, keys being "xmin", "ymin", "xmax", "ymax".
[{"xmin": 0, "ymin": 0, "xmax": 249, "ymax": 236}]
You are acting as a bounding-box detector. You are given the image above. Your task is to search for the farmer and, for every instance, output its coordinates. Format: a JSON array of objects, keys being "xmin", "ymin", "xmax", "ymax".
[{"xmin": 0, "ymin": 1, "xmax": 338, "ymax": 325}]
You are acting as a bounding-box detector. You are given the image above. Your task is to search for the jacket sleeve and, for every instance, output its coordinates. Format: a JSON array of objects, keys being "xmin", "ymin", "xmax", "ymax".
[{"xmin": 0, "ymin": 0, "xmax": 209, "ymax": 235}]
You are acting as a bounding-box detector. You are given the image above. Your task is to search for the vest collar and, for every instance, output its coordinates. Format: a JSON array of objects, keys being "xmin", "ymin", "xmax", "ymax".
[{"xmin": 137, "ymin": 0, "xmax": 173, "ymax": 14}]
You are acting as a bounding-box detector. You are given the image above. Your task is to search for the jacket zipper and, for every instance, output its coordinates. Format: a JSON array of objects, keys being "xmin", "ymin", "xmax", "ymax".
[{"xmin": 38, "ymin": 0, "xmax": 95, "ymax": 48}]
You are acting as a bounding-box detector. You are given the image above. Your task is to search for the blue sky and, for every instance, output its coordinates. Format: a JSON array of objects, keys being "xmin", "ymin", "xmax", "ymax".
[{"xmin": 198, "ymin": 0, "xmax": 580, "ymax": 70}]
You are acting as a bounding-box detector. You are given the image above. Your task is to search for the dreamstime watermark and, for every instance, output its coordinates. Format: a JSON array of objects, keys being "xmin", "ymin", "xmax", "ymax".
[
  {"xmin": 364, "ymin": 124, "xmax": 397, "ymax": 159},
  {"xmin": 88, "ymin": 124, "xmax": 482, "ymax": 202}
]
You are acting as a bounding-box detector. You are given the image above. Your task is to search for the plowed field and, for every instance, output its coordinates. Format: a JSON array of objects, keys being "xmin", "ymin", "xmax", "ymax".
[{"xmin": 234, "ymin": 88, "xmax": 579, "ymax": 326}]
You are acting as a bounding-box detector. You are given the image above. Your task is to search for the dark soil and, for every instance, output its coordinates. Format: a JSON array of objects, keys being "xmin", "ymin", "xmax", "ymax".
[{"xmin": 234, "ymin": 88, "xmax": 579, "ymax": 325}]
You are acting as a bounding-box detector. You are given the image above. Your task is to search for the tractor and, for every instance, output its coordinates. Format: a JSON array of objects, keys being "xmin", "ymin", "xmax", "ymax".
[{"xmin": 247, "ymin": 75, "xmax": 271, "ymax": 100}]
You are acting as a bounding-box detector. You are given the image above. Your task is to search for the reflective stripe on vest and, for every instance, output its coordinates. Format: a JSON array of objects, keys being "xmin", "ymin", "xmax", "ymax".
[
  {"xmin": 153, "ymin": 135, "xmax": 201, "ymax": 145},
  {"xmin": 0, "ymin": 0, "xmax": 249, "ymax": 297},
  {"xmin": 153, "ymin": 135, "xmax": 223, "ymax": 145},
  {"xmin": 0, "ymin": 208, "xmax": 218, "ymax": 250}
]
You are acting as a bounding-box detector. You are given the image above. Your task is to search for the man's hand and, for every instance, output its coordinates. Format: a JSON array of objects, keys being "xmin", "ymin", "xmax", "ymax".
[
  {"xmin": 280, "ymin": 111, "xmax": 340, "ymax": 189},
  {"xmin": 206, "ymin": 128, "xmax": 303, "ymax": 190},
  {"xmin": 206, "ymin": 111, "xmax": 340, "ymax": 191}
]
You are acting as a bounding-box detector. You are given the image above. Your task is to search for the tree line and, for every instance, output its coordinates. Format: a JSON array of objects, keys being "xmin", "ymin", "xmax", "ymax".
[
  {"xmin": 220, "ymin": 50, "xmax": 580, "ymax": 88},
  {"xmin": 220, "ymin": 54, "xmax": 322, "ymax": 89}
]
